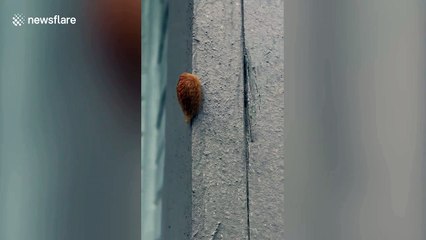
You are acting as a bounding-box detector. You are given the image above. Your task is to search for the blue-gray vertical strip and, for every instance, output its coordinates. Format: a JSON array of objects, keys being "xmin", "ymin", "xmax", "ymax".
[
  {"xmin": 1, "ymin": 1, "xmax": 141, "ymax": 240},
  {"xmin": 0, "ymin": 1, "xmax": 51, "ymax": 239},
  {"xmin": 141, "ymin": 0, "xmax": 168, "ymax": 239}
]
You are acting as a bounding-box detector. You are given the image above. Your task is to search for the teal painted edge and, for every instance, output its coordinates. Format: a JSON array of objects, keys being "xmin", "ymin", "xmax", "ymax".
[{"xmin": 141, "ymin": 0, "xmax": 168, "ymax": 240}]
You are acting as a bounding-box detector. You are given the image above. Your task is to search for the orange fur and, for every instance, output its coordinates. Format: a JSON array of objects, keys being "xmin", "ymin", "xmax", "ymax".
[{"xmin": 176, "ymin": 72, "xmax": 202, "ymax": 123}]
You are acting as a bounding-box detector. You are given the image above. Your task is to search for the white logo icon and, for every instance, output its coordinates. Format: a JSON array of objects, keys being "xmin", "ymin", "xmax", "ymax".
[{"xmin": 12, "ymin": 14, "xmax": 26, "ymax": 26}]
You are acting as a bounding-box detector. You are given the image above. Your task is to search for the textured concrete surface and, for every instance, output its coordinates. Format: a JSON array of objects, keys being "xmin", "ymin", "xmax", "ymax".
[
  {"xmin": 243, "ymin": 0, "xmax": 285, "ymax": 239},
  {"xmin": 191, "ymin": 0, "xmax": 248, "ymax": 239},
  {"xmin": 191, "ymin": 0, "xmax": 284, "ymax": 239}
]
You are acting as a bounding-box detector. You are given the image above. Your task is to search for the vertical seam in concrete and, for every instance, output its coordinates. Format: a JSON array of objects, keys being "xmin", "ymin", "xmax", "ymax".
[{"xmin": 240, "ymin": 0, "xmax": 251, "ymax": 239}]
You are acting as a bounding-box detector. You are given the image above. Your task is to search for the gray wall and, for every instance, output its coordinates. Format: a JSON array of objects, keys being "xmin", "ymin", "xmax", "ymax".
[
  {"xmin": 191, "ymin": 0, "xmax": 284, "ymax": 239},
  {"xmin": 286, "ymin": 0, "xmax": 426, "ymax": 239}
]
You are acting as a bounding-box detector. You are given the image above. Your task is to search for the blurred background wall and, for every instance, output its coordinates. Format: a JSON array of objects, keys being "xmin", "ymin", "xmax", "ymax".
[
  {"xmin": 0, "ymin": 0, "xmax": 140, "ymax": 239},
  {"xmin": 286, "ymin": 0, "xmax": 426, "ymax": 239},
  {"xmin": 141, "ymin": 0, "xmax": 168, "ymax": 239}
]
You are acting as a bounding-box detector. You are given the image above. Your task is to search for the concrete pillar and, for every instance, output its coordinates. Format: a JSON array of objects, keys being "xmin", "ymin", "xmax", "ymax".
[
  {"xmin": 243, "ymin": 0, "xmax": 284, "ymax": 238},
  {"xmin": 191, "ymin": 0, "xmax": 284, "ymax": 239}
]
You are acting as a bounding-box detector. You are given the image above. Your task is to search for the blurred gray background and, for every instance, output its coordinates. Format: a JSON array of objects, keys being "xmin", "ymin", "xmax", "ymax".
[
  {"xmin": 0, "ymin": 0, "xmax": 140, "ymax": 239},
  {"xmin": 286, "ymin": 0, "xmax": 426, "ymax": 239}
]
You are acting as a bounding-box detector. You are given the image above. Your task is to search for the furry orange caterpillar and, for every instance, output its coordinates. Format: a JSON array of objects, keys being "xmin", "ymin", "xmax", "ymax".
[{"xmin": 176, "ymin": 72, "xmax": 202, "ymax": 124}]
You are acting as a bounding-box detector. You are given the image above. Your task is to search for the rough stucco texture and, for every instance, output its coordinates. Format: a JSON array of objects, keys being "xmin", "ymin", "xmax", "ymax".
[
  {"xmin": 191, "ymin": 0, "xmax": 284, "ymax": 239},
  {"xmin": 191, "ymin": 0, "xmax": 248, "ymax": 239},
  {"xmin": 244, "ymin": 0, "xmax": 285, "ymax": 239}
]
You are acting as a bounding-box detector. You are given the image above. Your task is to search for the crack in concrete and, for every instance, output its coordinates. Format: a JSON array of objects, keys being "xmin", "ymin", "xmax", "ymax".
[
  {"xmin": 192, "ymin": 230, "xmax": 199, "ymax": 239},
  {"xmin": 240, "ymin": 0, "xmax": 251, "ymax": 239},
  {"xmin": 210, "ymin": 222, "xmax": 222, "ymax": 240},
  {"xmin": 243, "ymin": 50, "xmax": 261, "ymax": 143}
]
